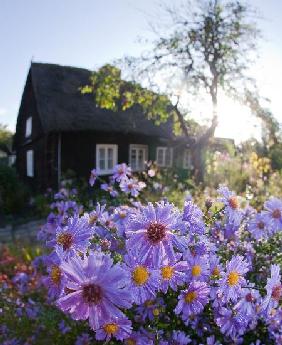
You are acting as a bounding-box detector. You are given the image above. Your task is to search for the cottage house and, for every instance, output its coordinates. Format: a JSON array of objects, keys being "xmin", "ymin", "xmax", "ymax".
[{"xmin": 14, "ymin": 63, "xmax": 194, "ymax": 191}]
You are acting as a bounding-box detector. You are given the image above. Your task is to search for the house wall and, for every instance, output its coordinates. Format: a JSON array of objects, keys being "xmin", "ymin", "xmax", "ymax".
[
  {"xmin": 60, "ymin": 131, "xmax": 167, "ymax": 180},
  {"xmin": 14, "ymin": 71, "xmax": 47, "ymax": 191}
]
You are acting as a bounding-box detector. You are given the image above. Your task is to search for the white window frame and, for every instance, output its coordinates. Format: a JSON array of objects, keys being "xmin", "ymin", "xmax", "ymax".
[
  {"xmin": 96, "ymin": 144, "xmax": 118, "ymax": 175},
  {"xmin": 183, "ymin": 149, "xmax": 193, "ymax": 169},
  {"xmin": 26, "ymin": 150, "xmax": 34, "ymax": 177},
  {"xmin": 25, "ymin": 117, "xmax": 32, "ymax": 137},
  {"xmin": 156, "ymin": 147, "xmax": 173, "ymax": 167},
  {"xmin": 129, "ymin": 144, "xmax": 148, "ymax": 171}
]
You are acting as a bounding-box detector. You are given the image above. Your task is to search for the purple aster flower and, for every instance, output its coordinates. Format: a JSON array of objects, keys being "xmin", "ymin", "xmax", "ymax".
[
  {"xmin": 215, "ymin": 307, "xmax": 248, "ymax": 341},
  {"xmin": 123, "ymin": 252, "xmax": 159, "ymax": 305},
  {"xmin": 185, "ymin": 254, "xmax": 209, "ymax": 282},
  {"xmin": 217, "ymin": 186, "xmax": 242, "ymax": 225},
  {"xmin": 95, "ymin": 317, "xmax": 132, "ymax": 341},
  {"xmin": 58, "ymin": 320, "xmax": 71, "ymax": 334},
  {"xmin": 217, "ymin": 255, "xmax": 249, "ymax": 302},
  {"xmin": 112, "ymin": 206, "xmax": 132, "ymax": 237},
  {"xmin": 261, "ymin": 264, "xmax": 282, "ymax": 315},
  {"xmin": 25, "ymin": 298, "xmax": 40, "ymax": 319},
  {"xmin": 209, "ymin": 254, "xmax": 223, "ymax": 281},
  {"xmin": 234, "ymin": 285, "xmax": 261, "ymax": 318},
  {"xmin": 101, "ymin": 183, "xmax": 118, "ymax": 197},
  {"xmin": 223, "ymin": 221, "xmax": 239, "ymax": 241},
  {"xmin": 159, "ymin": 256, "xmax": 188, "ymax": 293},
  {"xmin": 135, "ymin": 297, "xmax": 165, "ymax": 322},
  {"xmin": 84, "ymin": 203, "xmax": 106, "ymax": 227},
  {"xmin": 125, "ymin": 201, "xmax": 187, "ymax": 266},
  {"xmin": 120, "ymin": 178, "xmax": 146, "ymax": 197},
  {"xmin": 124, "ymin": 331, "xmax": 154, "ymax": 345},
  {"xmin": 205, "ymin": 335, "xmax": 222, "ymax": 345},
  {"xmin": 175, "ymin": 281, "xmax": 210, "ymax": 320},
  {"xmin": 262, "ymin": 198, "xmax": 282, "ymax": 234},
  {"xmin": 48, "ymin": 215, "xmax": 94, "ymax": 259},
  {"xmin": 38, "ymin": 212, "xmax": 59, "ymax": 242},
  {"xmin": 248, "ymin": 213, "xmax": 269, "ymax": 240},
  {"xmin": 112, "ymin": 163, "xmax": 132, "ymax": 182},
  {"xmin": 170, "ymin": 330, "xmax": 191, "ymax": 344},
  {"xmin": 267, "ymin": 307, "xmax": 282, "ymax": 338},
  {"xmin": 89, "ymin": 169, "xmax": 97, "ymax": 187},
  {"xmin": 42, "ymin": 251, "xmax": 66, "ymax": 299},
  {"xmin": 182, "ymin": 200, "xmax": 205, "ymax": 235},
  {"xmin": 75, "ymin": 333, "xmax": 93, "ymax": 345},
  {"xmin": 12, "ymin": 272, "xmax": 29, "ymax": 294},
  {"xmin": 56, "ymin": 251, "xmax": 132, "ymax": 330}
]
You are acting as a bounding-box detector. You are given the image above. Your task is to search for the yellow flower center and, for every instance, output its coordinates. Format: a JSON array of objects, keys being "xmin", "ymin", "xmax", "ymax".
[
  {"xmin": 57, "ymin": 232, "xmax": 73, "ymax": 251},
  {"xmin": 212, "ymin": 267, "xmax": 220, "ymax": 277},
  {"xmin": 125, "ymin": 339, "xmax": 136, "ymax": 345},
  {"xmin": 144, "ymin": 300, "xmax": 154, "ymax": 307},
  {"xmin": 132, "ymin": 266, "xmax": 149, "ymax": 286},
  {"xmin": 119, "ymin": 211, "xmax": 127, "ymax": 219},
  {"xmin": 229, "ymin": 196, "xmax": 239, "ymax": 209},
  {"xmin": 50, "ymin": 265, "xmax": 61, "ymax": 285},
  {"xmin": 103, "ymin": 323, "xmax": 119, "ymax": 335},
  {"xmin": 191, "ymin": 265, "xmax": 202, "ymax": 277},
  {"xmin": 89, "ymin": 215, "xmax": 98, "ymax": 225},
  {"xmin": 152, "ymin": 308, "xmax": 160, "ymax": 316},
  {"xmin": 161, "ymin": 266, "xmax": 174, "ymax": 280},
  {"xmin": 227, "ymin": 271, "xmax": 240, "ymax": 286},
  {"xmin": 185, "ymin": 291, "xmax": 197, "ymax": 303}
]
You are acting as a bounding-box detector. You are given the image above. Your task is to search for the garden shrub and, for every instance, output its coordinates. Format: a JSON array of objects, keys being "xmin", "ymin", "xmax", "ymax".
[
  {"xmin": 0, "ymin": 164, "xmax": 29, "ymax": 215},
  {"xmin": 3, "ymin": 163, "xmax": 282, "ymax": 344}
]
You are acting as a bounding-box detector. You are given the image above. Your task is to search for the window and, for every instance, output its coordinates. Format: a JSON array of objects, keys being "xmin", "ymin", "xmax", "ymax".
[
  {"xmin": 183, "ymin": 150, "xmax": 193, "ymax": 169},
  {"xmin": 26, "ymin": 150, "xmax": 34, "ymax": 177},
  {"xmin": 129, "ymin": 144, "xmax": 148, "ymax": 171},
  {"xmin": 156, "ymin": 147, "xmax": 173, "ymax": 167},
  {"xmin": 96, "ymin": 144, "xmax": 118, "ymax": 175},
  {"xmin": 25, "ymin": 117, "xmax": 32, "ymax": 137}
]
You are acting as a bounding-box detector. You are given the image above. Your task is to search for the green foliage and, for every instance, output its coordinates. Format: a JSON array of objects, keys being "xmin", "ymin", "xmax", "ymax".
[
  {"xmin": 0, "ymin": 164, "xmax": 29, "ymax": 215},
  {"xmin": 269, "ymin": 143, "xmax": 282, "ymax": 170},
  {"xmin": 120, "ymin": 0, "xmax": 259, "ymax": 127},
  {"xmin": 80, "ymin": 64, "xmax": 174, "ymax": 128},
  {"xmin": 0, "ymin": 123, "xmax": 13, "ymax": 147}
]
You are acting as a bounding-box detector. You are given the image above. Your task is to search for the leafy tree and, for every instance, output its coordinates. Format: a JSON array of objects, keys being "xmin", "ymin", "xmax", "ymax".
[
  {"xmin": 82, "ymin": 1, "xmax": 260, "ymax": 180},
  {"xmin": 0, "ymin": 123, "xmax": 13, "ymax": 148},
  {"xmin": 244, "ymin": 90, "xmax": 281, "ymax": 148},
  {"xmin": 120, "ymin": 0, "xmax": 260, "ymax": 135}
]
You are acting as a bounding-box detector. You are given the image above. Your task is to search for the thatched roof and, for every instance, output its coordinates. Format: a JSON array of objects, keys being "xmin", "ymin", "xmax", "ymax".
[{"xmin": 30, "ymin": 62, "xmax": 173, "ymax": 139}]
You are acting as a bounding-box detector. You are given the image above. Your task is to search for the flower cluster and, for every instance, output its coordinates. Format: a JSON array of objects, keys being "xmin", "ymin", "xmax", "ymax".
[
  {"xmin": 90, "ymin": 163, "xmax": 146, "ymax": 198},
  {"xmin": 3, "ymin": 169, "xmax": 282, "ymax": 344}
]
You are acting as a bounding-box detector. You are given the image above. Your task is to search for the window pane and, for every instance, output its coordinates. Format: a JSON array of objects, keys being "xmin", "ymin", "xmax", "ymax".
[
  {"xmin": 165, "ymin": 148, "xmax": 170, "ymax": 166},
  {"xmin": 138, "ymin": 149, "xmax": 144, "ymax": 169},
  {"xmin": 157, "ymin": 148, "xmax": 164, "ymax": 165},
  {"xmin": 184, "ymin": 150, "xmax": 191, "ymax": 168},
  {"xmin": 26, "ymin": 150, "xmax": 34, "ymax": 177},
  {"xmin": 99, "ymin": 148, "xmax": 105, "ymax": 159},
  {"xmin": 25, "ymin": 117, "xmax": 32, "ymax": 137},
  {"xmin": 99, "ymin": 159, "xmax": 105, "ymax": 170},
  {"xmin": 131, "ymin": 149, "xmax": 137, "ymax": 169},
  {"xmin": 108, "ymin": 148, "xmax": 113, "ymax": 169}
]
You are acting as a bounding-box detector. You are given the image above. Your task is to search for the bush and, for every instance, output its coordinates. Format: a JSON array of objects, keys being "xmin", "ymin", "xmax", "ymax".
[
  {"xmin": 269, "ymin": 143, "xmax": 282, "ymax": 171},
  {"xmin": 0, "ymin": 164, "xmax": 29, "ymax": 215}
]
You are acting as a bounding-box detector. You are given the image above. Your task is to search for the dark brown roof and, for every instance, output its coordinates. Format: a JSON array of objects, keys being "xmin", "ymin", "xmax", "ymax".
[{"xmin": 30, "ymin": 62, "xmax": 173, "ymax": 139}]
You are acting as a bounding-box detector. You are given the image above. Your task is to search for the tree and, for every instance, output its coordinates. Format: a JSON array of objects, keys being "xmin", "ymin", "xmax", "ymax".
[
  {"xmin": 120, "ymin": 0, "xmax": 259, "ymax": 135},
  {"xmin": 244, "ymin": 90, "xmax": 281, "ymax": 148},
  {"xmin": 0, "ymin": 124, "xmax": 13, "ymax": 148},
  {"xmin": 80, "ymin": 64, "xmax": 198, "ymax": 137},
  {"xmin": 82, "ymin": 1, "xmax": 260, "ymax": 180}
]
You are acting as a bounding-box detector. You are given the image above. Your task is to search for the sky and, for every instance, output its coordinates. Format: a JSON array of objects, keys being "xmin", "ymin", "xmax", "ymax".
[{"xmin": 0, "ymin": 0, "xmax": 282, "ymax": 143}]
